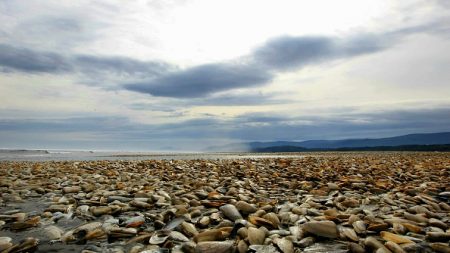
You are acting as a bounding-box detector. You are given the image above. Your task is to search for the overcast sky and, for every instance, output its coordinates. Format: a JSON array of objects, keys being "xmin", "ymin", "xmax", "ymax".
[{"xmin": 1, "ymin": 0, "xmax": 449, "ymax": 151}]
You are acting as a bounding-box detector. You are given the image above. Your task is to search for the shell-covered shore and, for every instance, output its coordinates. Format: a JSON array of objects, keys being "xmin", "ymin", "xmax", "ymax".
[{"xmin": 0, "ymin": 152, "xmax": 449, "ymax": 253}]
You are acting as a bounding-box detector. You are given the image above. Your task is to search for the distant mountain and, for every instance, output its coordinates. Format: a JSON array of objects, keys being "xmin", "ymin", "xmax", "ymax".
[
  {"xmin": 254, "ymin": 144, "xmax": 450, "ymax": 152},
  {"xmin": 208, "ymin": 132, "xmax": 450, "ymax": 151}
]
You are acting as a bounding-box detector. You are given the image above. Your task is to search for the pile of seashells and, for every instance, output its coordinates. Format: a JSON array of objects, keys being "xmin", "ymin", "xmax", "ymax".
[{"xmin": 0, "ymin": 152, "xmax": 449, "ymax": 252}]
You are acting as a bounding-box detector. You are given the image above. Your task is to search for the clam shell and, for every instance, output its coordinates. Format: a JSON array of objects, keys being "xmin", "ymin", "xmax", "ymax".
[
  {"xmin": 237, "ymin": 240, "xmax": 248, "ymax": 253},
  {"xmin": 149, "ymin": 230, "xmax": 170, "ymax": 245},
  {"xmin": 248, "ymin": 227, "xmax": 265, "ymax": 245},
  {"xmin": 235, "ymin": 201, "xmax": 257, "ymax": 214},
  {"xmin": 339, "ymin": 227, "xmax": 358, "ymax": 242},
  {"xmin": 273, "ymin": 238, "xmax": 294, "ymax": 253},
  {"xmin": 248, "ymin": 245, "xmax": 279, "ymax": 253},
  {"xmin": 352, "ymin": 220, "xmax": 366, "ymax": 234},
  {"xmin": 384, "ymin": 241, "xmax": 406, "ymax": 253},
  {"xmin": 430, "ymin": 243, "xmax": 450, "ymax": 253},
  {"xmin": 181, "ymin": 221, "xmax": 199, "ymax": 236},
  {"xmin": 220, "ymin": 204, "xmax": 243, "ymax": 221},
  {"xmin": 348, "ymin": 242, "xmax": 365, "ymax": 253},
  {"xmin": 194, "ymin": 229, "xmax": 224, "ymax": 243},
  {"xmin": 170, "ymin": 231, "xmax": 190, "ymax": 242},
  {"xmin": 248, "ymin": 216, "xmax": 275, "ymax": 229},
  {"xmin": 380, "ymin": 231, "xmax": 413, "ymax": 244},
  {"xmin": 44, "ymin": 226, "xmax": 64, "ymax": 240},
  {"xmin": 262, "ymin": 213, "xmax": 280, "ymax": 228},
  {"xmin": 302, "ymin": 221, "xmax": 338, "ymax": 238},
  {"xmin": 195, "ymin": 241, "xmax": 234, "ymax": 253},
  {"xmin": 0, "ymin": 237, "xmax": 13, "ymax": 251}
]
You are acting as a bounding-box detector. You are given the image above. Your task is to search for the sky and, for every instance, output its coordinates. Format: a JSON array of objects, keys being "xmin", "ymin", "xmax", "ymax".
[{"xmin": 0, "ymin": 0, "xmax": 449, "ymax": 151}]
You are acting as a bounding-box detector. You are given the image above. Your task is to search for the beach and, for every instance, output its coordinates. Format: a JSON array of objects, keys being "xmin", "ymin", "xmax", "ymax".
[{"xmin": 0, "ymin": 152, "xmax": 449, "ymax": 252}]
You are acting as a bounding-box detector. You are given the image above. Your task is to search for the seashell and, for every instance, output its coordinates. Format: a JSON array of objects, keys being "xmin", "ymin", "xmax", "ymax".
[
  {"xmin": 237, "ymin": 240, "xmax": 248, "ymax": 253},
  {"xmin": 73, "ymin": 222, "xmax": 102, "ymax": 234},
  {"xmin": 247, "ymin": 227, "xmax": 266, "ymax": 245},
  {"xmin": 367, "ymin": 223, "xmax": 389, "ymax": 232},
  {"xmin": 126, "ymin": 233, "xmax": 152, "ymax": 244},
  {"xmin": 130, "ymin": 200, "xmax": 152, "ymax": 209},
  {"xmin": 384, "ymin": 241, "xmax": 406, "ymax": 253},
  {"xmin": 170, "ymin": 231, "xmax": 190, "ymax": 242},
  {"xmin": 181, "ymin": 221, "xmax": 199, "ymax": 236},
  {"xmin": 401, "ymin": 223, "xmax": 422, "ymax": 233},
  {"xmin": 194, "ymin": 229, "xmax": 225, "ymax": 243},
  {"xmin": 352, "ymin": 220, "xmax": 366, "ymax": 234},
  {"xmin": 195, "ymin": 241, "xmax": 234, "ymax": 253},
  {"xmin": 341, "ymin": 198, "xmax": 359, "ymax": 208},
  {"xmin": 3, "ymin": 237, "xmax": 39, "ymax": 253},
  {"xmin": 296, "ymin": 236, "xmax": 315, "ymax": 248},
  {"xmin": 63, "ymin": 186, "xmax": 81, "ymax": 193},
  {"xmin": 392, "ymin": 223, "xmax": 406, "ymax": 235},
  {"xmin": 288, "ymin": 226, "xmax": 303, "ymax": 240},
  {"xmin": 273, "ymin": 237, "xmax": 294, "ymax": 253},
  {"xmin": 425, "ymin": 232, "xmax": 450, "ymax": 242},
  {"xmin": 248, "ymin": 216, "xmax": 275, "ymax": 229},
  {"xmin": 302, "ymin": 242, "xmax": 348, "ymax": 252},
  {"xmin": 262, "ymin": 213, "xmax": 280, "ymax": 228},
  {"xmin": 44, "ymin": 225, "xmax": 64, "ymax": 240},
  {"xmin": 149, "ymin": 230, "xmax": 170, "ymax": 245},
  {"xmin": 327, "ymin": 183, "xmax": 339, "ymax": 190},
  {"xmin": 129, "ymin": 245, "xmax": 145, "ymax": 253},
  {"xmin": 164, "ymin": 217, "xmax": 185, "ymax": 230},
  {"xmin": 220, "ymin": 204, "xmax": 243, "ymax": 221},
  {"xmin": 235, "ymin": 201, "xmax": 257, "ymax": 214},
  {"xmin": 407, "ymin": 205, "xmax": 428, "ymax": 214},
  {"xmin": 428, "ymin": 218, "xmax": 447, "ymax": 230},
  {"xmin": 348, "ymin": 242, "xmax": 365, "ymax": 253},
  {"xmin": 90, "ymin": 206, "xmax": 112, "ymax": 216},
  {"xmin": 403, "ymin": 212, "xmax": 428, "ymax": 223},
  {"xmin": 430, "ymin": 243, "xmax": 450, "ymax": 253},
  {"xmin": 124, "ymin": 216, "xmax": 145, "ymax": 228},
  {"xmin": 302, "ymin": 221, "xmax": 338, "ymax": 238},
  {"xmin": 108, "ymin": 227, "xmax": 137, "ymax": 238},
  {"xmin": 375, "ymin": 247, "xmax": 394, "ymax": 253},
  {"xmin": 9, "ymin": 216, "xmax": 40, "ymax": 231},
  {"xmin": 181, "ymin": 242, "xmax": 196, "ymax": 253},
  {"xmin": 268, "ymin": 229, "xmax": 290, "ymax": 236},
  {"xmin": 237, "ymin": 227, "xmax": 248, "ymax": 239},
  {"xmin": 248, "ymin": 245, "xmax": 279, "ymax": 253},
  {"xmin": 323, "ymin": 209, "xmax": 339, "ymax": 217},
  {"xmin": 85, "ymin": 228, "xmax": 107, "ymax": 240},
  {"xmin": 198, "ymin": 216, "xmax": 211, "ymax": 228},
  {"xmin": 339, "ymin": 227, "xmax": 358, "ymax": 242},
  {"xmin": 0, "ymin": 237, "xmax": 13, "ymax": 251},
  {"xmin": 380, "ymin": 231, "xmax": 414, "ymax": 244},
  {"xmin": 364, "ymin": 236, "xmax": 389, "ymax": 251}
]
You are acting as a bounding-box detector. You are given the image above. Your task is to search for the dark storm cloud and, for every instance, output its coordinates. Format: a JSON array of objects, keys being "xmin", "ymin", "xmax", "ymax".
[
  {"xmin": 125, "ymin": 34, "xmax": 386, "ymax": 98},
  {"xmin": 125, "ymin": 63, "xmax": 272, "ymax": 98},
  {"xmin": 0, "ymin": 43, "xmax": 173, "ymax": 78}
]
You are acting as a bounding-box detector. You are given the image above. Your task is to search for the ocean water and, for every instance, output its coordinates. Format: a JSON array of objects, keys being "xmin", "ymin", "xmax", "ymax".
[{"xmin": 0, "ymin": 149, "xmax": 305, "ymax": 161}]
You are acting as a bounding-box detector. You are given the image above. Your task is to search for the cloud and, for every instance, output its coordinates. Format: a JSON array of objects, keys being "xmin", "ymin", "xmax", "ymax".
[
  {"xmin": 0, "ymin": 44, "xmax": 72, "ymax": 73},
  {"xmin": 0, "ymin": 43, "xmax": 172, "ymax": 80},
  {"xmin": 124, "ymin": 34, "xmax": 386, "ymax": 98},
  {"xmin": 252, "ymin": 36, "xmax": 334, "ymax": 70},
  {"xmin": 125, "ymin": 63, "xmax": 272, "ymax": 98},
  {"xmin": 1, "ymin": 107, "xmax": 449, "ymax": 150}
]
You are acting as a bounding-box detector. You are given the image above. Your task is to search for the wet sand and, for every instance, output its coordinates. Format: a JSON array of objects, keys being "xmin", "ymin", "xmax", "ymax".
[{"xmin": 0, "ymin": 152, "xmax": 449, "ymax": 253}]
